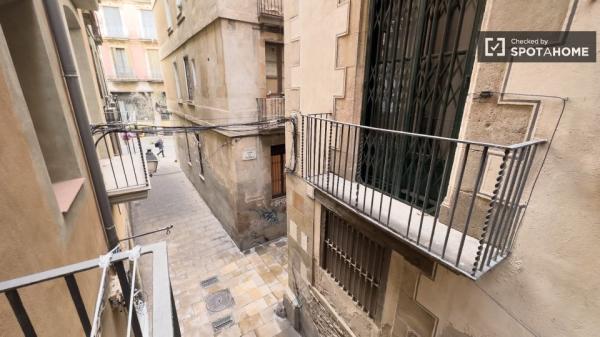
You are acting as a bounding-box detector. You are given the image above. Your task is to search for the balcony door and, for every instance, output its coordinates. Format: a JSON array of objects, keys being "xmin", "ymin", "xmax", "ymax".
[{"xmin": 359, "ymin": 0, "xmax": 485, "ymax": 213}]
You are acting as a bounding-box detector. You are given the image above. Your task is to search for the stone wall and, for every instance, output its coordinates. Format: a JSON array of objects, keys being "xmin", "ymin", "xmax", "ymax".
[
  {"xmin": 285, "ymin": 0, "xmax": 600, "ymax": 337},
  {"xmin": 157, "ymin": 0, "xmax": 287, "ymax": 250}
]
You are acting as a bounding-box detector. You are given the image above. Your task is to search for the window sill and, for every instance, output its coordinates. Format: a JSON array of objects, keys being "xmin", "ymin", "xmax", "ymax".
[
  {"xmin": 177, "ymin": 14, "xmax": 185, "ymax": 25},
  {"xmin": 177, "ymin": 99, "xmax": 184, "ymax": 104},
  {"xmin": 52, "ymin": 178, "xmax": 85, "ymax": 213},
  {"xmin": 185, "ymin": 100, "xmax": 194, "ymax": 106},
  {"xmin": 187, "ymin": 161, "xmax": 193, "ymax": 167},
  {"xmin": 103, "ymin": 36, "xmax": 129, "ymax": 41},
  {"xmin": 199, "ymin": 174, "xmax": 205, "ymax": 182},
  {"xmin": 167, "ymin": 27, "xmax": 173, "ymax": 36}
]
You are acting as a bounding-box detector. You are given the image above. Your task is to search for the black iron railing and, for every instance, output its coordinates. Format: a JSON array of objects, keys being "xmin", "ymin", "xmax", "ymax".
[
  {"xmin": 93, "ymin": 129, "xmax": 150, "ymax": 199},
  {"xmin": 299, "ymin": 114, "xmax": 545, "ymax": 279},
  {"xmin": 258, "ymin": 0, "xmax": 283, "ymax": 17},
  {"xmin": 257, "ymin": 97, "xmax": 285, "ymax": 122},
  {"xmin": 0, "ymin": 242, "xmax": 180, "ymax": 337}
]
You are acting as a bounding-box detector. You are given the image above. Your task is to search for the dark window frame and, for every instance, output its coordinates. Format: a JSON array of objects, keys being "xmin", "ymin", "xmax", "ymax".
[
  {"xmin": 195, "ymin": 133, "xmax": 205, "ymax": 178},
  {"xmin": 183, "ymin": 55, "xmax": 194, "ymax": 101},
  {"xmin": 265, "ymin": 42, "xmax": 283, "ymax": 96},
  {"xmin": 184, "ymin": 130, "xmax": 192, "ymax": 165},
  {"xmin": 270, "ymin": 144, "xmax": 286, "ymax": 198}
]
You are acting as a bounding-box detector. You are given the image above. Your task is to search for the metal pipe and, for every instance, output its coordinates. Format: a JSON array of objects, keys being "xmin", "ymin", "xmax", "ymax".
[{"xmin": 40, "ymin": 1, "xmax": 142, "ymax": 335}]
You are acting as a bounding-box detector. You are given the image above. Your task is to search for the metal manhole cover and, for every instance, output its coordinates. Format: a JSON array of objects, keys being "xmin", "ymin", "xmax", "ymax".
[{"xmin": 205, "ymin": 289, "xmax": 235, "ymax": 312}]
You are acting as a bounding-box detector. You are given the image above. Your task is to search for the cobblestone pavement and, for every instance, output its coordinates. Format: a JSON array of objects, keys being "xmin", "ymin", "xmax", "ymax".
[{"xmin": 131, "ymin": 136, "xmax": 299, "ymax": 337}]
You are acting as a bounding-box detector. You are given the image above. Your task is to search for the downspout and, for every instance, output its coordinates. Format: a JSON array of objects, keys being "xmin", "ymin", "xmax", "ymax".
[{"xmin": 41, "ymin": 1, "xmax": 142, "ymax": 336}]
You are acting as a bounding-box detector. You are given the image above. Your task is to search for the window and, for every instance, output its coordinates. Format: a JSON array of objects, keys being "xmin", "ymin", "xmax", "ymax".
[
  {"xmin": 359, "ymin": 0, "xmax": 485, "ymax": 211},
  {"xmin": 140, "ymin": 10, "xmax": 157, "ymax": 39},
  {"xmin": 112, "ymin": 48, "xmax": 132, "ymax": 78},
  {"xmin": 146, "ymin": 50, "xmax": 161, "ymax": 79},
  {"xmin": 163, "ymin": 0, "xmax": 173, "ymax": 29},
  {"xmin": 117, "ymin": 98, "xmax": 137, "ymax": 122},
  {"xmin": 103, "ymin": 6, "xmax": 125, "ymax": 38},
  {"xmin": 270, "ymin": 144, "xmax": 286, "ymax": 197},
  {"xmin": 321, "ymin": 208, "xmax": 387, "ymax": 318},
  {"xmin": 183, "ymin": 56, "xmax": 194, "ymax": 101},
  {"xmin": 160, "ymin": 112, "xmax": 171, "ymax": 120},
  {"xmin": 184, "ymin": 130, "xmax": 192, "ymax": 164},
  {"xmin": 265, "ymin": 42, "xmax": 283, "ymax": 96},
  {"xmin": 195, "ymin": 133, "xmax": 205, "ymax": 177},
  {"xmin": 172, "ymin": 62, "xmax": 182, "ymax": 100}
]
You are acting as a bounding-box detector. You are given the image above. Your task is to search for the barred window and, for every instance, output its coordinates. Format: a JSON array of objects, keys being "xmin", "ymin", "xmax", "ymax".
[{"xmin": 321, "ymin": 208, "xmax": 387, "ymax": 318}]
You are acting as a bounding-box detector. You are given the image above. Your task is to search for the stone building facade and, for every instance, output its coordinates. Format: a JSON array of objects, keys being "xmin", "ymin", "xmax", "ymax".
[
  {"xmin": 98, "ymin": 0, "xmax": 168, "ymax": 125},
  {"xmin": 153, "ymin": 0, "xmax": 287, "ymax": 250},
  {"xmin": 0, "ymin": 0, "xmax": 143, "ymax": 335},
  {"xmin": 283, "ymin": 1, "xmax": 600, "ymax": 337}
]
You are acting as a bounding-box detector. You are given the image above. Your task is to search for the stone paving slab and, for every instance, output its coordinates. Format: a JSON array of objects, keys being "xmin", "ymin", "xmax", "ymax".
[{"xmin": 130, "ymin": 136, "xmax": 300, "ymax": 337}]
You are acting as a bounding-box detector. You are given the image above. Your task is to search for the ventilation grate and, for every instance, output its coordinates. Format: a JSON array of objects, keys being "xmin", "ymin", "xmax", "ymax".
[
  {"xmin": 211, "ymin": 315, "xmax": 234, "ymax": 333},
  {"xmin": 200, "ymin": 276, "xmax": 219, "ymax": 288}
]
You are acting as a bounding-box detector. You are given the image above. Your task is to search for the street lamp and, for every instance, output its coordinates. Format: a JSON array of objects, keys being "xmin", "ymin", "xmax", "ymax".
[{"xmin": 145, "ymin": 149, "xmax": 158, "ymax": 176}]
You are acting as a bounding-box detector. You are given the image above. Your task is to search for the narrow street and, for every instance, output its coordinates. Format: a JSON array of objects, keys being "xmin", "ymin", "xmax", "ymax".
[{"xmin": 130, "ymin": 136, "xmax": 299, "ymax": 337}]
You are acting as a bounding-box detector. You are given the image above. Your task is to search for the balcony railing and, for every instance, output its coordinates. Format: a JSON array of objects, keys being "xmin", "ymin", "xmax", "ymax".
[
  {"xmin": 298, "ymin": 114, "xmax": 545, "ymax": 279},
  {"xmin": 94, "ymin": 129, "xmax": 150, "ymax": 203},
  {"xmin": 258, "ymin": 0, "xmax": 283, "ymax": 17},
  {"xmin": 0, "ymin": 242, "xmax": 180, "ymax": 337},
  {"xmin": 257, "ymin": 97, "xmax": 285, "ymax": 123}
]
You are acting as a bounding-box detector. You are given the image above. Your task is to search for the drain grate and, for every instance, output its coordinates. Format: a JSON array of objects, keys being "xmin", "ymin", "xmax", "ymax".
[
  {"xmin": 211, "ymin": 315, "xmax": 234, "ymax": 333},
  {"xmin": 205, "ymin": 289, "xmax": 235, "ymax": 312},
  {"xmin": 200, "ymin": 276, "xmax": 219, "ymax": 288}
]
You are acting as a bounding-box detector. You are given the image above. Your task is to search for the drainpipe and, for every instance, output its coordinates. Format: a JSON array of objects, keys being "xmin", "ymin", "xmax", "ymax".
[{"xmin": 41, "ymin": 1, "xmax": 142, "ymax": 336}]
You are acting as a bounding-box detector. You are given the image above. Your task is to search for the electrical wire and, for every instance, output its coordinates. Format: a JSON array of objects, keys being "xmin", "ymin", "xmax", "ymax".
[
  {"xmin": 91, "ymin": 118, "xmax": 288, "ymax": 136},
  {"xmin": 468, "ymin": 90, "xmax": 568, "ymax": 101}
]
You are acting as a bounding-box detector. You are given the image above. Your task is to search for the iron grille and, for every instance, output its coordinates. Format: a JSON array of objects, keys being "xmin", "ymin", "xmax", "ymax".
[
  {"xmin": 258, "ymin": 0, "xmax": 283, "ymax": 17},
  {"xmin": 321, "ymin": 207, "xmax": 387, "ymax": 317},
  {"xmin": 360, "ymin": 0, "xmax": 486, "ymax": 210},
  {"xmin": 257, "ymin": 97, "xmax": 285, "ymax": 122}
]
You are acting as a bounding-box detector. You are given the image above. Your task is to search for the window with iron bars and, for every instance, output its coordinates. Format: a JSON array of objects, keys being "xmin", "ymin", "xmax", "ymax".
[{"xmin": 321, "ymin": 207, "xmax": 388, "ymax": 318}]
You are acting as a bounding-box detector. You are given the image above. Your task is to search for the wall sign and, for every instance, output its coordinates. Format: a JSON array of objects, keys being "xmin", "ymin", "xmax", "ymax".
[{"xmin": 242, "ymin": 149, "xmax": 257, "ymax": 161}]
